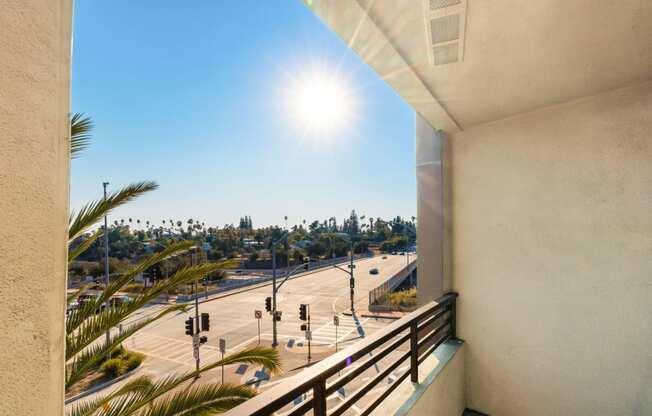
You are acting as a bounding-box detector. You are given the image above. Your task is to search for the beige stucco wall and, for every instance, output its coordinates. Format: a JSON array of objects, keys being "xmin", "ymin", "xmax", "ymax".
[
  {"xmin": 450, "ymin": 82, "xmax": 652, "ymax": 415},
  {"xmin": 0, "ymin": 1, "xmax": 72, "ymax": 414}
]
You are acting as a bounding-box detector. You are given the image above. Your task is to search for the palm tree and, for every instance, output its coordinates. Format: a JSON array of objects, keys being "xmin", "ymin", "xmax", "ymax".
[
  {"xmin": 66, "ymin": 116, "xmax": 281, "ymax": 415},
  {"xmin": 70, "ymin": 113, "xmax": 93, "ymax": 158}
]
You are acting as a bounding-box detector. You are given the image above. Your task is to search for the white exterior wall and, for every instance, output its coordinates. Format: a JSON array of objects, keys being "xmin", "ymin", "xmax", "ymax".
[{"xmin": 450, "ymin": 82, "xmax": 652, "ymax": 415}]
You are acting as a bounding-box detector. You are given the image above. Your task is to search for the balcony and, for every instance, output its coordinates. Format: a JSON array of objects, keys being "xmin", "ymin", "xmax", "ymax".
[{"xmin": 224, "ymin": 293, "xmax": 462, "ymax": 416}]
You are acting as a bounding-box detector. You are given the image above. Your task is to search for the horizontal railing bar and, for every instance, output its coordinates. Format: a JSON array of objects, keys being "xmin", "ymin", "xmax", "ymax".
[
  {"xmin": 417, "ymin": 332, "xmax": 451, "ymax": 366},
  {"xmin": 222, "ymin": 293, "xmax": 458, "ymax": 416},
  {"xmin": 416, "ymin": 308, "xmax": 449, "ymax": 334},
  {"xmin": 325, "ymin": 331, "xmax": 411, "ymax": 395},
  {"xmin": 287, "ymin": 397, "xmax": 312, "ymax": 416},
  {"xmin": 330, "ymin": 350, "xmax": 411, "ymax": 416},
  {"xmin": 417, "ymin": 319, "xmax": 450, "ymax": 351},
  {"xmin": 360, "ymin": 366, "xmax": 411, "ymax": 416}
]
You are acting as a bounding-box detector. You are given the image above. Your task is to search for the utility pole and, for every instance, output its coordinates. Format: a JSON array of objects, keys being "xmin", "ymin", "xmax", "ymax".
[{"xmin": 102, "ymin": 182, "xmax": 110, "ymax": 356}]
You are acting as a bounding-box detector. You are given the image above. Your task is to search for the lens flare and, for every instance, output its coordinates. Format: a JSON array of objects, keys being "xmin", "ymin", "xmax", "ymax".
[{"xmin": 285, "ymin": 69, "xmax": 355, "ymax": 139}]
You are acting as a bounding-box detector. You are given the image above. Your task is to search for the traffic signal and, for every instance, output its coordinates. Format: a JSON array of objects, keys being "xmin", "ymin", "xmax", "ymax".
[
  {"xmin": 184, "ymin": 317, "xmax": 194, "ymax": 336},
  {"xmin": 274, "ymin": 311, "xmax": 282, "ymax": 321},
  {"xmin": 201, "ymin": 313, "xmax": 210, "ymax": 332},
  {"xmin": 300, "ymin": 324, "xmax": 307, "ymax": 331},
  {"xmin": 265, "ymin": 297, "xmax": 272, "ymax": 312},
  {"xmin": 199, "ymin": 336, "xmax": 208, "ymax": 344},
  {"xmin": 299, "ymin": 304, "xmax": 308, "ymax": 321}
]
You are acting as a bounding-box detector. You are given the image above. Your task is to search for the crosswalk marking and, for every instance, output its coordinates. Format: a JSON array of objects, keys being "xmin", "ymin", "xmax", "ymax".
[{"xmin": 295, "ymin": 315, "xmax": 370, "ymax": 346}]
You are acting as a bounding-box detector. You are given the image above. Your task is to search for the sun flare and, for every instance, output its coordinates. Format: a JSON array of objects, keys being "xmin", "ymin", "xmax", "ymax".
[{"xmin": 286, "ymin": 70, "xmax": 354, "ymax": 137}]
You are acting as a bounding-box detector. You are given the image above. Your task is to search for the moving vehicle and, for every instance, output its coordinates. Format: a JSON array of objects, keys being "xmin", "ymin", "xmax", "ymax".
[{"xmin": 369, "ymin": 268, "xmax": 379, "ymax": 275}]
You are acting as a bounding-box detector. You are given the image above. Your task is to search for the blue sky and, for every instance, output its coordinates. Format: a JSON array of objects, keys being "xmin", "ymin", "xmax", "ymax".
[{"xmin": 71, "ymin": 1, "xmax": 415, "ymax": 228}]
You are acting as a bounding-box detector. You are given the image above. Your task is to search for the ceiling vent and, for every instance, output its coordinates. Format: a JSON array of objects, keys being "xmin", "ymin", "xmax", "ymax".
[
  {"xmin": 423, "ymin": 0, "xmax": 467, "ymax": 66},
  {"xmin": 429, "ymin": 0, "xmax": 461, "ymax": 10}
]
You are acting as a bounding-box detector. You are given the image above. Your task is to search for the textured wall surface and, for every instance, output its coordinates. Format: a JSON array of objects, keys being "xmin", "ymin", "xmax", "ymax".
[
  {"xmin": 0, "ymin": 1, "xmax": 72, "ymax": 414},
  {"xmin": 450, "ymin": 82, "xmax": 652, "ymax": 415}
]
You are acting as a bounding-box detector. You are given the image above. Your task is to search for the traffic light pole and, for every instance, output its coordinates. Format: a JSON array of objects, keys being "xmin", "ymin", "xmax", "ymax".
[
  {"xmin": 192, "ymin": 252, "xmax": 201, "ymax": 376},
  {"xmin": 333, "ymin": 239, "xmax": 355, "ymax": 314},
  {"xmin": 272, "ymin": 243, "xmax": 278, "ymax": 347},
  {"xmin": 307, "ymin": 306, "xmax": 311, "ymax": 363}
]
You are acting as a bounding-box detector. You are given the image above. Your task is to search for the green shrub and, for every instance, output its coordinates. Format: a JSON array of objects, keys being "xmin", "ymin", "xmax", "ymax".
[
  {"xmin": 101, "ymin": 358, "xmax": 127, "ymax": 377},
  {"xmin": 124, "ymin": 351, "xmax": 144, "ymax": 371},
  {"xmin": 110, "ymin": 344, "xmax": 125, "ymax": 359},
  {"xmin": 389, "ymin": 288, "xmax": 417, "ymax": 308}
]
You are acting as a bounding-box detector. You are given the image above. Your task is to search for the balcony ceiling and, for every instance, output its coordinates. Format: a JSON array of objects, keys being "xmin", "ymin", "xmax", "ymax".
[{"xmin": 308, "ymin": 0, "xmax": 652, "ymax": 132}]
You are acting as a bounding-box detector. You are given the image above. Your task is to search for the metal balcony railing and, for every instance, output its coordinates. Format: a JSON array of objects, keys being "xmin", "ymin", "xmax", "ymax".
[{"xmin": 224, "ymin": 292, "xmax": 458, "ymax": 416}]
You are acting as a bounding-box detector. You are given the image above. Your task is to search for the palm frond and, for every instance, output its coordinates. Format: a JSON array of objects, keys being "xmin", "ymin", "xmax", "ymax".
[
  {"xmin": 66, "ymin": 241, "xmax": 196, "ymax": 335},
  {"xmin": 69, "ymin": 181, "xmax": 158, "ymax": 242},
  {"xmin": 138, "ymin": 383, "xmax": 255, "ymax": 416},
  {"xmin": 70, "ymin": 113, "xmax": 93, "ymax": 159},
  {"xmin": 69, "ymin": 231, "xmax": 102, "ymax": 262},
  {"xmin": 66, "ymin": 376, "xmax": 153, "ymax": 416},
  {"xmin": 65, "ymin": 305, "xmax": 185, "ymax": 388},
  {"xmin": 96, "ymin": 347, "xmax": 280, "ymax": 416}
]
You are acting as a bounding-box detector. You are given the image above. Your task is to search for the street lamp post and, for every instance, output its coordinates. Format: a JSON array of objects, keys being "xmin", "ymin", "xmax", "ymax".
[
  {"xmin": 102, "ymin": 182, "xmax": 110, "ymax": 356},
  {"xmin": 333, "ymin": 233, "xmax": 355, "ymax": 314}
]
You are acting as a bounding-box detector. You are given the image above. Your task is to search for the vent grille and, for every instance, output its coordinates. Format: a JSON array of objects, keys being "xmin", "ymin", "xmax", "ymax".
[
  {"xmin": 430, "ymin": 14, "xmax": 460, "ymax": 43},
  {"xmin": 429, "ymin": 0, "xmax": 461, "ymax": 10},
  {"xmin": 423, "ymin": 0, "xmax": 466, "ymax": 66},
  {"xmin": 433, "ymin": 43, "xmax": 459, "ymax": 65}
]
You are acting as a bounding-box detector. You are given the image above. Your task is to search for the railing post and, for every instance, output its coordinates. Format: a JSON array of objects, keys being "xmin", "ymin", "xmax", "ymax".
[
  {"xmin": 449, "ymin": 297, "xmax": 457, "ymax": 339},
  {"xmin": 410, "ymin": 320, "xmax": 418, "ymax": 383},
  {"xmin": 313, "ymin": 378, "xmax": 327, "ymax": 416}
]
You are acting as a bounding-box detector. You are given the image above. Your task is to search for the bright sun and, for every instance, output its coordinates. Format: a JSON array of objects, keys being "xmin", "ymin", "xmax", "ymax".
[{"xmin": 286, "ymin": 70, "xmax": 354, "ymax": 137}]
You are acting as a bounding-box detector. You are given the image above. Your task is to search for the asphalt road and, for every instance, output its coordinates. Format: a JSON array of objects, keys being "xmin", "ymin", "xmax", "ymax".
[
  {"xmin": 126, "ymin": 254, "xmax": 412, "ymax": 369},
  {"xmin": 69, "ymin": 254, "xmax": 416, "ymax": 413}
]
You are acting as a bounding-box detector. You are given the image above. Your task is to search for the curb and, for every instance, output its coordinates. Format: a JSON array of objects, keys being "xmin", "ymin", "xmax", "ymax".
[
  {"xmin": 342, "ymin": 311, "xmax": 404, "ymax": 320},
  {"xmin": 64, "ymin": 367, "xmax": 141, "ymax": 405}
]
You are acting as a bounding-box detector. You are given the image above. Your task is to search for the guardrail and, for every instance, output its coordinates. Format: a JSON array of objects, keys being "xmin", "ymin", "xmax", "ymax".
[
  {"xmin": 368, "ymin": 259, "xmax": 417, "ymax": 306},
  {"xmin": 222, "ymin": 292, "xmax": 458, "ymax": 416}
]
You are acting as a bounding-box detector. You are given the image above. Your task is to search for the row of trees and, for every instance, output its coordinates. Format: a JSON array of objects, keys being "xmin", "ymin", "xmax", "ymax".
[{"xmin": 71, "ymin": 210, "xmax": 416, "ymax": 276}]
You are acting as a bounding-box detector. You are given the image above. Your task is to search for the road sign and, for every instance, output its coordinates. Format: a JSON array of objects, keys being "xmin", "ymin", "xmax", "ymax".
[
  {"xmin": 192, "ymin": 334, "xmax": 200, "ymax": 348},
  {"xmin": 254, "ymin": 310, "xmax": 262, "ymax": 319},
  {"xmin": 347, "ymin": 264, "xmax": 356, "ymax": 269},
  {"xmin": 305, "ymin": 330, "xmax": 312, "ymax": 341},
  {"xmin": 333, "ymin": 315, "xmax": 339, "ymax": 326},
  {"xmin": 193, "ymin": 345, "xmax": 199, "ymax": 359},
  {"xmin": 219, "ymin": 337, "xmax": 226, "ymax": 354}
]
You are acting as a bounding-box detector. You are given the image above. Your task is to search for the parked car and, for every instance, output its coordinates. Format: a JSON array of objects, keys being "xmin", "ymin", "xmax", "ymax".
[
  {"xmin": 109, "ymin": 295, "xmax": 132, "ymax": 307},
  {"xmin": 369, "ymin": 268, "xmax": 379, "ymax": 275},
  {"xmin": 66, "ymin": 301, "xmax": 79, "ymax": 315}
]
